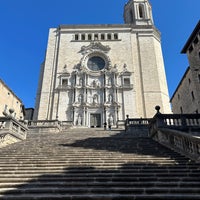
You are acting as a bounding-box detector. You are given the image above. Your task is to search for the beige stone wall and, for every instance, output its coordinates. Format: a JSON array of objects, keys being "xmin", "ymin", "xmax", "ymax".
[
  {"xmin": 131, "ymin": 30, "xmax": 171, "ymax": 117},
  {"xmin": 34, "ymin": 25, "xmax": 171, "ymax": 123},
  {"xmin": 0, "ymin": 80, "xmax": 24, "ymax": 120},
  {"xmin": 171, "ymin": 68, "xmax": 200, "ymax": 114},
  {"xmin": 171, "ymin": 24, "xmax": 200, "ymax": 114},
  {"xmin": 34, "ymin": 29, "xmax": 59, "ymax": 120}
]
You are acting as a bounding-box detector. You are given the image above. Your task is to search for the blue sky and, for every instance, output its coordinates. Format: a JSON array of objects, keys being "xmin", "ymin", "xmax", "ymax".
[{"xmin": 0, "ymin": 0, "xmax": 199, "ymax": 108}]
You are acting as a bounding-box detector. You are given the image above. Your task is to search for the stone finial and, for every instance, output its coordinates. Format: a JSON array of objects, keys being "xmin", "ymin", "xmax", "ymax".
[
  {"xmin": 155, "ymin": 105, "xmax": 161, "ymax": 114},
  {"xmin": 9, "ymin": 108, "xmax": 15, "ymax": 117}
]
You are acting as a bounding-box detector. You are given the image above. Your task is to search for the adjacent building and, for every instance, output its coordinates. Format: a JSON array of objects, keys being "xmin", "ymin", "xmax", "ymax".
[
  {"xmin": 25, "ymin": 108, "xmax": 34, "ymax": 121},
  {"xmin": 0, "ymin": 79, "xmax": 25, "ymax": 120},
  {"xmin": 171, "ymin": 21, "xmax": 200, "ymax": 114},
  {"xmin": 34, "ymin": 0, "xmax": 171, "ymax": 127}
]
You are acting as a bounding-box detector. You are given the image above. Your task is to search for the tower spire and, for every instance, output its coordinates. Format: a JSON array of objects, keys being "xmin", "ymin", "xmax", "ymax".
[{"xmin": 124, "ymin": 0, "xmax": 154, "ymax": 25}]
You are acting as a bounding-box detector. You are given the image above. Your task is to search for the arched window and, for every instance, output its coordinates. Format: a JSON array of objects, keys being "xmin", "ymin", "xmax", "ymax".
[
  {"xmin": 191, "ymin": 91, "xmax": 195, "ymax": 101},
  {"xmin": 107, "ymin": 34, "xmax": 112, "ymax": 40},
  {"xmin": 101, "ymin": 34, "xmax": 105, "ymax": 40},
  {"xmin": 180, "ymin": 107, "xmax": 183, "ymax": 114},
  {"xmin": 139, "ymin": 4, "xmax": 145, "ymax": 18},
  {"xmin": 88, "ymin": 34, "xmax": 92, "ymax": 40},
  {"xmin": 81, "ymin": 34, "xmax": 85, "ymax": 40},
  {"xmin": 114, "ymin": 33, "xmax": 118, "ymax": 40},
  {"xmin": 94, "ymin": 34, "xmax": 98, "ymax": 40},
  {"xmin": 75, "ymin": 34, "xmax": 79, "ymax": 41}
]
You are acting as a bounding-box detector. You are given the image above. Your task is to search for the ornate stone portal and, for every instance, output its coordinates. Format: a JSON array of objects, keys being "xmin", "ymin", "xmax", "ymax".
[{"xmin": 56, "ymin": 41, "xmax": 133, "ymax": 127}]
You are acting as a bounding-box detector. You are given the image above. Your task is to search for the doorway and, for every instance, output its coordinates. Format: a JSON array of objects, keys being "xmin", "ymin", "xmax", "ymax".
[{"xmin": 90, "ymin": 113, "xmax": 101, "ymax": 128}]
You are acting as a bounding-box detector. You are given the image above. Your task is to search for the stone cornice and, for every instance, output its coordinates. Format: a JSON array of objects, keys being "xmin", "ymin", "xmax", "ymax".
[{"xmin": 57, "ymin": 24, "xmax": 156, "ymax": 33}]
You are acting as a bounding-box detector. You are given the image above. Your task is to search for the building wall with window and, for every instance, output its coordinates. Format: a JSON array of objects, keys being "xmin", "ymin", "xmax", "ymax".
[
  {"xmin": 171, "ymin": 21, "xmax": 200, "ymax": 114},
  {"xmin": 34, "ymin": 0, "xmax": 171, "ymax": 127},
  {"xmin": 0, "ymin": 79, "xmax": 25, "ymax": 119}
]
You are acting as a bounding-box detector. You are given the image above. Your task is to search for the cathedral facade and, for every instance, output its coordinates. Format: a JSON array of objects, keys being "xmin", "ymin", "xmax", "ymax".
[{"xmin": 34, "ymin": 0, "xmax": 171, "ymax": 127}]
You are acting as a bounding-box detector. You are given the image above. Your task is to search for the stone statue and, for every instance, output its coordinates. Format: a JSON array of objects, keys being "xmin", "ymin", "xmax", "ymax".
[
  {"xmin": 108, "ymin": 94, "xmax": 113, "ymax": 103},
  {"xmin": 79, "ymin": 78, "xmax": 83, "ymax": 86},
  {"xmin": 93, "ymin": 94, "xmax": 98, "ymax": 104},
  {"xmin": 78, "ymin": 94, "xmax": 83, "ymax": 103},
  {"xmin": 123, "ymin": 63, "xmax": 127, "ymax": 71},
  {"xmin": 109, "ymin": 115, "xmax": 114, "ymax": 126},
  {"xmin": 108, "ymin": 78, "xmax": 112, "ymax": 86},
  {"xmin": 63, "ymin": 64, "xmax": 67, "ymax": 72},
  {"xmin": 77, "ymin": 115, "xmax": 82, "ymax": 126}
]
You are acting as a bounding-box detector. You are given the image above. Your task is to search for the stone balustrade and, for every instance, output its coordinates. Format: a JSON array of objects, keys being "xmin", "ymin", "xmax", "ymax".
[
  {"xmin": 126, "ymin": 118, "xmax": 150, "ymax": 126},
  {"xmin": 151, "ymin": 128, "xmax": 200, "ymax": 162},
  {"xmin": 116, "ymin": 120, "xmax": 125, "ymax": 129},
  {"xmin": 150, "ymin": 113, "xmax": 200, "ymax": 132},
  {"xmin": 0, "ymin": 117, "xmax": 28, "ymax": 148},
  {"xmin": 28, "ymin": 120, "xmax": 61, "ymax": 133},
  {"xmin": 28, "ymin": 120, "xmax": 73, "ymax": 133},
  {"xmin": 149, "ymin": 106, "xmax": 200, "ymax": 162},
  {"xmin": 125, "ymin": 116, "xmax": 150, "ymax": 137},
  {"xmin": 28, "ymin": 120, "xmax": 60, "ymax": 127}
]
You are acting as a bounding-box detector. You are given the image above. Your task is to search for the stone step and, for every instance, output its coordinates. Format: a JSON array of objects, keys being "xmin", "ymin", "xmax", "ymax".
[
  {"xmin": 1, "ymin": 186, "xmax": 200, "ymax": 194},
  {"xmin": 1, "ymin": 129, "xmax": 200, "ymax": 199},
  {"xmin": 0, "ymin": 169, "xmax": 200, "ymax": 177},
  {"xmin": 0, "ymin": 166, "xmax": 198, "ymax": 172},
  {"xmin": 1, "ymin": 175, "xmax": 200, "ymax": 183},
  {"xmin": 1, "ymin": 194, "xmax": 200, "ymax": 200},
  {"xmin": 1, "ymin": 181, "xmax": 200, "ymax": 188}
]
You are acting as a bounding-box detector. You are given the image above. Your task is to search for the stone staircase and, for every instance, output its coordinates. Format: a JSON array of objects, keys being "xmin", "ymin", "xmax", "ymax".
[{"xmin": 0, "ymin": 128, "xmax": 200, "ymax": 199}]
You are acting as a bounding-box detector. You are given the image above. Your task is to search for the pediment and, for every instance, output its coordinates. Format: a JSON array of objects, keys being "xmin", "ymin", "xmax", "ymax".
[{"xmin": 80, "ymin": 41, "xmax": 111, "ymax": 54}]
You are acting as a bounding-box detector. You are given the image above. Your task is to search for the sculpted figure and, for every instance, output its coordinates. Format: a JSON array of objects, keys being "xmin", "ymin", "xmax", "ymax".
[
  {"xmin": 77, "ymin": 115, "xmax": 82, "ymax": 126},
  {"xmin": 93, "ymin": 94, "xmax": 98, "ymax": 104},
  {"xmin": 108, "ymin": 94, "xmax": 113, "ymax": 103}
]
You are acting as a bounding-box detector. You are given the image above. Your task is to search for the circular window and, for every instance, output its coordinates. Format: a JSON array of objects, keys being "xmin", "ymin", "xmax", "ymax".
[{"xmin": 87, "ymin": 56, "xmax": 105, "ymax": 71}]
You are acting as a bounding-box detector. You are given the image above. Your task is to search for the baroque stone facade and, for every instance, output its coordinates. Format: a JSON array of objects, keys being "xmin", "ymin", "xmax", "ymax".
[
  {"xmin": 34, "ymin": 0, "xmax": 171, "ymax": 127},
  {"xmin": 171, "ymin": 21, "xmax": 200, "ymax": 114}
]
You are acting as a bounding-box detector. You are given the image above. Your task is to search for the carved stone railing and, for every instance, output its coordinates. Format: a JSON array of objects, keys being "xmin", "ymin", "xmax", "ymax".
[
  {"xmin": 28, "ymin": 120, "xmax": 60, "ymax": 127},
  {"xmin": 116, "ymin": 120, "xmax": 125, "ymax": 129},
  {"xmin": 0, "ymin": 117, "xmax": 28, "ymax": 148},
  {"xmin": 149, "ymin": 106, "xmax": 200, "ymax": 162},
  {"xmin": 125, "ymin": 116, "xmax": 150, "ymax": 130},
  {"xmin": 60, "ymin": 121, "xmax": 73, "ymax": 131},
  {"xmin": 126, "ymin": 118, "xmax": 150, "ymax": 126},
  {"xmin": 28, "ymin": 120, "xmax": 61, "ymax": 133},
  {"xmin": 125, "ymin": 116, "xmax": 150, "ymax": 137},
  {"xmin": 28, "ymin": 120, "xmax": 73, "ymax": 133},
  {"xmin": 149, "ymin": 113, "xmax": 200, "ymax": 137},
  {"xmin": 152, "ymin": 128, "xmax": 200, "ymax": 162}
]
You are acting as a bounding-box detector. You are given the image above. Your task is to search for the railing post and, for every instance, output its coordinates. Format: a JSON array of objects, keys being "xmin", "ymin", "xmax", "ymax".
[
  {"xmin": 125, "ymin": 115, "xmax": 129, "ymax": 132},
  {"xmin": 154, "ymin": 106, "xmax": 165, "ymax": 128},
  {"xmin": 181, "ymin": 116, "xmax": 187, "ymax": 129}
]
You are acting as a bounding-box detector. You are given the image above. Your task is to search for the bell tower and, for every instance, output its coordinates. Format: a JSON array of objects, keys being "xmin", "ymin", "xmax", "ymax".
[{"xmin": 124, "ymin": 0, "xmax": 154, "ymax": 25}]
